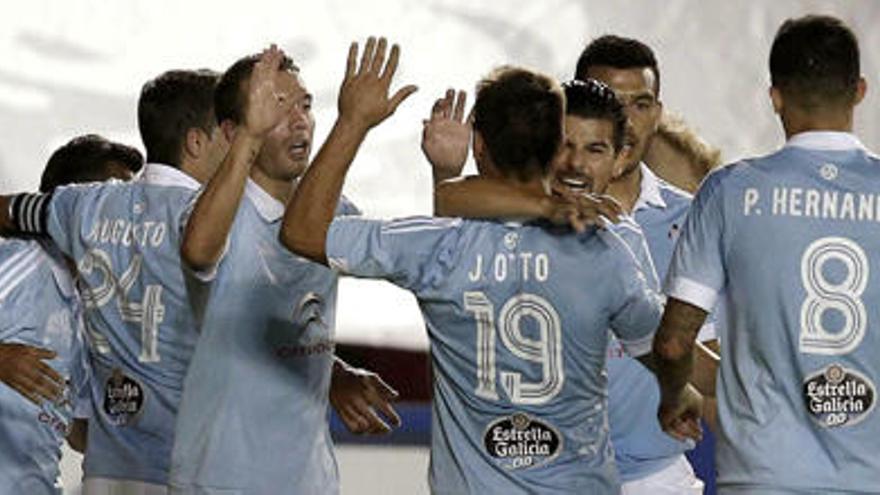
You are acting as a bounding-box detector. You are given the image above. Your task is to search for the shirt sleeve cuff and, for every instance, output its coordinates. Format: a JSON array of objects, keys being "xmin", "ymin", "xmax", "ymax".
[
  {"xmin": 619, "ymin": 332, "xmax": 654, "ymax": 358},
  {"xmin": 665, "ymin": 276, "xmax": 718, "ymax": 313}
]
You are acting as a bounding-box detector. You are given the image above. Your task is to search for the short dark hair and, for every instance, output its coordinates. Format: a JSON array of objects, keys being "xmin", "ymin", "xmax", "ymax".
[
  {"xmin": 575, "ymin": 35, "xmax": 660, "ymax": 95},
  {"xmin": 40, "ymin": 134, "xmax": 143, "ymax": 192},
  {"xmin": 473, "ymin": 66, "xmax": 563, "ymax": 181},
  {"xmin": 562, "ymin": 79, "xmax": 627, "ymax": 152},
  {"xmin": 770, "ymin": 15, "xmax": 860, "ymax": 109},
  {"xmin": 215, "ymin": 53, "xmax": 299, "ymax": 125},
  {"xmin": 137, "ymin": 69, "xmax": 219, "ymax": 168}
]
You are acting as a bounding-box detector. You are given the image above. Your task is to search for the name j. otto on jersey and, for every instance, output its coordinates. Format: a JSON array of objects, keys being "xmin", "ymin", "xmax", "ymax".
[
  {"xmin": 803, "ymin": 364, "xmax": 875, "ymax": 428},
  {"xmin": 484, "ymin": 413, "xmax": 562, "ymax": 470}
]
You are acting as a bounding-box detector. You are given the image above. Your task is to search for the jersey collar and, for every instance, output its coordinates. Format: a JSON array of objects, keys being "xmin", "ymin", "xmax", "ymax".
[
  {"xmin": 633, "ymin": 162, "xmax": 667, "ymax": 212},
  {"xmin": 785, "ymin": 131, "xmax": 867, "ymax": 152},
  {"xmin": 245, "ymin": 179, "xmax": 285, "ymax": 222},
  {"xmin": 140, "ymin": 163, "xmax": 201, "ymax": 190}
]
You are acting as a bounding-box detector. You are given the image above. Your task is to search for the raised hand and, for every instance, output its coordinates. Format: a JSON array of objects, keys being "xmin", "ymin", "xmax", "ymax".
[
  {"xmin": 243, "ymin": 44, "xmax": 293, "ymax": 138},
  {"xmin": 658, "ymin": 383, "xmax": 704, "ymax": 442},
  {"xmin": 329, "ymin": 361, "xmax": 401, "ymax": 435},
  {"xmin": 422, "ymin": 89, "xmax": 471, "ymax": 182},
  {"xmin": 338, "ymin": 37, "xmax": 418, "ymax": 130},
  {"xmin": 0, "ymin": 343, "xmax": 64, "ymax": 406}
]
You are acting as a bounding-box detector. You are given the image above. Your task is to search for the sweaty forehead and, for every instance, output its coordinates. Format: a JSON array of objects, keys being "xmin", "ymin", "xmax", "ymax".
[{"xmin": 583, "ymin": 65, "xmax": 657, "ymax": 98}]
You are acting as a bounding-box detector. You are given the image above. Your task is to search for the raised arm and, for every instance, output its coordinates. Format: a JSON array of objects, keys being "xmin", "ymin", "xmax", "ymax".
[
  {"xmin": 181, "ymin": 46, "xmax": 291, "ymax": 272},
  {"xmin": 280, "ymin": 37, "xmax": 416, "ymax": 264}
]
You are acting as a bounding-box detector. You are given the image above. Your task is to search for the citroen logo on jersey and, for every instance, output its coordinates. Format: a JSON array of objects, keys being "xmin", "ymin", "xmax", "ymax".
[
  {"xmin": 503, "ymin": 232, "xmax": 519, "ymax": 250},
  {"xmin": 820, "ymin": 163, "xmax": 839, "ymax": 181},
  {"xmin": 133, "ymin": 202, "xmax": 144, "ymax": 215}
]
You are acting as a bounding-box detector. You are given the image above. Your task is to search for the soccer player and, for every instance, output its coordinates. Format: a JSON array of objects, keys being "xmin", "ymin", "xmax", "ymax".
[
  {"xmin": 654, "ymin": 15, "xmax": 880, "ymax": 494},
  {"xmin": 169, "ymin": 42, "xmax": 411, "ymax": 494},
  {"xmin": 0, "ymin": 134, "xmax": 142, "ymax": 495},
  {"xmin": 574, "ymin": 35, "xmax": 720, "ymax": 493},
  {"xmin": 0, "ymin": 56, "xmax": 392, "ymax": 494},
  {"xmin": 282, "ymin": 42, "xmax": 704, "ymax": 491}
]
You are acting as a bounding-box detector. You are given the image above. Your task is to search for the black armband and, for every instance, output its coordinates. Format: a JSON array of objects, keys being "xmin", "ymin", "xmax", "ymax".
[{"xmin": 8, "ymin": 192, "xmax": 51, "ymax": 234}]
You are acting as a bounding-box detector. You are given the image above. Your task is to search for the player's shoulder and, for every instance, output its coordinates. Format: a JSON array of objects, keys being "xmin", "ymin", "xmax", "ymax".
[{"xmin": 0, "ymin": 238, "xmax": 48, "ymax": 304}]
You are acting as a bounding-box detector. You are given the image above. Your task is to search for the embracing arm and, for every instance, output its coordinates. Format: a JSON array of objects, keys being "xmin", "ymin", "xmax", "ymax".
[{"xmin": 280, "ymin": 37, "xmax": 416, "ymax": 264}]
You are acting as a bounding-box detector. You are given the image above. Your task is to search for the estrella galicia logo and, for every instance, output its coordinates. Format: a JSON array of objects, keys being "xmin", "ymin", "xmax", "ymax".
[
  {"xmin": 803, "ymin": 363, "xmax": 875, "ymax": 428},
  {"xmin": 483, "ymin": 413, "xmax": 562, "ymax": 470},
  {"xmin": 103, "ymin": 368, "xmax": 145, "ymax": 426}
]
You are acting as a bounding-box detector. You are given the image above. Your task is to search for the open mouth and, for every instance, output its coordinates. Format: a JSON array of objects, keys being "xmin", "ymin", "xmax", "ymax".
[
  {"xmin": 288, "ymin": 139, "xmax": 310, "ymax": 159},
  {"xmin": 557, "ymin": 176, "xmax": 590, "ymax": 193}
]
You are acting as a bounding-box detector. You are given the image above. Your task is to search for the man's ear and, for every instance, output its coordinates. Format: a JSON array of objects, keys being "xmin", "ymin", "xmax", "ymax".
[
  {"xmin": 183, "ymin": 127, "xmax": 205, "ymax": 160},
  {"xmin": 220, "ymin": 120, "xmax": 237, "ymax": 143},
  {"xmin": 769, "ymin": 86, "xmax": 784, "ymax": 115},
  {"xmin": 854, "ymin": 76, "xmax": 867, "ymax": 106}
]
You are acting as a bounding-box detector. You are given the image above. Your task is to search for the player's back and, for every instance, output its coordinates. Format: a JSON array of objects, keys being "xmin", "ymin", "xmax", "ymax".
[
  {"xmin": 0, "ymin": 238, "xmax": 89, "ymax": 495},
  {"xmin": 46, "ymin": 164, "xmax": 201, "ymax": 484},
  {"xmin": 396, "ymin": 218, "xmax": 661, "ymax": 494},
  {"xmin": 691, "ymin": 134, "xmax": 880, "ymax": 492}
]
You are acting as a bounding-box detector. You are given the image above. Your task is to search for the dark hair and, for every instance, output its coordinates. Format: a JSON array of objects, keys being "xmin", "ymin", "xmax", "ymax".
[
  {"xmin": 562, "ymin": 79, "xmax": 627, "ymax": 152},
  {"xmin": 770, "ymin": 15, "xmax": 860, "ymax": 108},
  {"xmin": 575, "ymin": 35, "xmax": 660, "ymax": 95},
  {"xmin": 215, "ymin": 53, "xmax": 299, "ymax": 125},
  {"xmin": 40, "ymin": 134, "xmax": 143, "ymax": 192},
  {"xmin": 473, "ymin": 66, "xmax": 563, "ymax": 181},
  {"xmin": 137, "ymin": 69, "xmax": 219, "ymax": 168}
]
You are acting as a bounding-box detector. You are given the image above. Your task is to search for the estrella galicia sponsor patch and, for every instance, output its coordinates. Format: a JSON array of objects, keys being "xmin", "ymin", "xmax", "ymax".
[
  {"xmin": 803, "ymin": 363, "xmax": 875, "ymax": 428},
  {"xmin": 483, "ymin": 412, "xmax": 562, "ymax": 470},
  {"xmin": 103, "ymin": 368, "xmax": 145, "ymax": 426}
]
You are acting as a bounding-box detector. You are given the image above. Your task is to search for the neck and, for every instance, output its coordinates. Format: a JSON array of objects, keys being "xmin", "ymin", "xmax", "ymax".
[
  {"xmin": 249, "ymin": 167, "xmax": 298, "ymax": 204},
  {"xmin": 782, "ymin": 107, "xmax": 854, "ymax": 140},
  {"xmin": 180, "ymin": 160, "xmax": 210, "ymax": 185},
  {"xmin": 607, "ymin": 163, "xmax": 643, "ymax": 213}
]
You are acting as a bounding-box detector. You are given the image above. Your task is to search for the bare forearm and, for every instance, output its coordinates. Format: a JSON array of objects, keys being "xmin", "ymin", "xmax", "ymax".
[
  {"xmin": 281, "ymin": 117, "xmax": 368, "ymax": 264},
  {"xmin": 652, "ymin": 298, "xmax": 708, "ymax": 400},
  {"xmin": 692, "ymin": 340, "xmax": 719, "ymax": 397},
  {"xmin": 181, "ymin": 133, "xmax": 263, "ymax": 271},
  {"xmin": 434, "ymin": 176, "xmax": 547, "ymax": 218}
]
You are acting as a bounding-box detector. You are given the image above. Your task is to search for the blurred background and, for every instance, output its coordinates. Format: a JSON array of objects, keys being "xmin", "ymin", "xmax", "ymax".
[{"xmin": 1, "ymin": 1, "xmax": 877, "ymax": 493}]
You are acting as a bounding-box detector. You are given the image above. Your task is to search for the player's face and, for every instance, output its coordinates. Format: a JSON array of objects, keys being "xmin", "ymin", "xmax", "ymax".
[
  {"xmin": 552, "ymin": 115, "xmax": 617, "ymax": 195},
  {"xmin": 583, "ymin": 66, "xmax": 660, "ymax": 178},
  {"xmin": 253, "ymin": 71, "xmax": 314, "ymax": 182}
]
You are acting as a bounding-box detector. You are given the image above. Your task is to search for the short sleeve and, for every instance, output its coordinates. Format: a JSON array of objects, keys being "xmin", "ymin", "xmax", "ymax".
[
  {"xmin": 45, "ymin": 184, "xmax": 99, "ymax": 257},
  {"xmin": 663, "ymin": 170, "xmax": 728, "ymax": 312},
  {"xmin": 326, "ymin": 216, "xmax": 462, "ymax": 291},
  {"xmin": 605, "ymin": 233, "xmax": 665, "ymax": 357}
]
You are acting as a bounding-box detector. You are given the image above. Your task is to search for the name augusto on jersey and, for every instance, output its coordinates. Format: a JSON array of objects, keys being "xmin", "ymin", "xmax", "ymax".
[
  {"xmin": 743, "ymin": 186, "xmax": 880, "ymax": 222},
  {"xmin": 84, "ymin": 217, "xmax": 169, "ymax": 248}
]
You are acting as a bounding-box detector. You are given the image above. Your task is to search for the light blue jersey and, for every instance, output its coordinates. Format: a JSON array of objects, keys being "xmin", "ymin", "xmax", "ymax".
[
  {"xmin": 326, "ymin": 215, "xmax": 663, "ymax": 494},
  {"xmin": 665, "ymin": 132, "xmax": 880, "ymax": 494},
  {"xmin": 169, "ymin": 180, "xmax": 359, "ymax": 494},
  {"xmin": 606, "ymin": 164, "xmax": 714, "ymax": 481},
  {"xmin": 0, "ymin": 238, "xmax": 89, "ymax": 495},
  {"xmin": 45, "ymin": 163, "xmax": 202, "ymax": 484}
]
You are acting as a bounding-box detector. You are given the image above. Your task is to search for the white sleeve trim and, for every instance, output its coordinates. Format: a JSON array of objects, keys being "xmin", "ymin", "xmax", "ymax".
[
  {"xmin": 619, "ymin": 332, "xmax": 654, "ymax": 358},
  {"xmin": 665, "ymin": 276, "xmax": 718, "ymax": 313},
  {"xmin": 696, "ymin": 320, "xmax": 717, "ymax": 342},
  {"xmin": 184, "ymin": 237, "xmax": 228, "ymax": 283}
]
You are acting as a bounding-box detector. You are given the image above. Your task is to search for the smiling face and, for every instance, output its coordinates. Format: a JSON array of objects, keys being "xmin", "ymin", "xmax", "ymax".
[
  {"xmin": 583, "ymin": 65, "xmax": 661, "ymax": 178},
  {"xmin": 552, "ymin": 114, "xmax": 618, "ymax": 195},
  {"xmin": 253, "ymin": 70, "xmax": 315, "ymax": 182}
]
